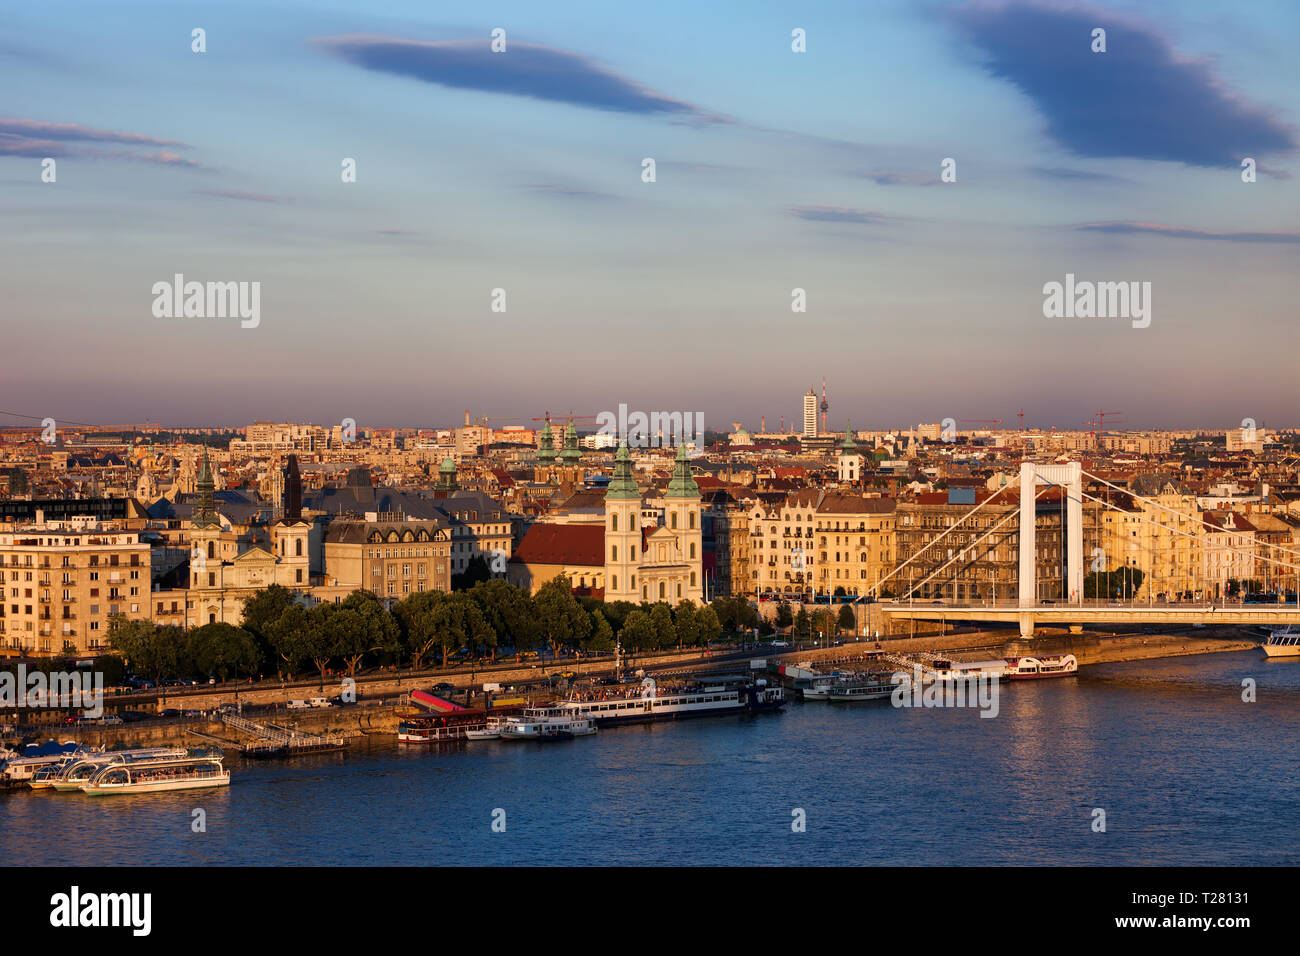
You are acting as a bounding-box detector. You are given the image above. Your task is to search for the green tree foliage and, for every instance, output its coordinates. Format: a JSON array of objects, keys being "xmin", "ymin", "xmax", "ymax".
[
  {"xmin": 186, "ymin": 622, "xmax": 261, "ymax": 681},
  {"xmin": 618, "ymin": 609, "xmax": 655, "ymax": 652},
  {"xmin": 775, "ymin": 601, "xmax": 794, "ymax": 628},
  {"xmin": 534, "ymin": 574, "xmax": 591, "ymax": 655},
  {"xmin": 837, "ymin": 603, "xmax": 856, "ymax": 634},
  {"xmin": 1084, "ymin": 568, "xmax": 1146, "ymax": 599}
]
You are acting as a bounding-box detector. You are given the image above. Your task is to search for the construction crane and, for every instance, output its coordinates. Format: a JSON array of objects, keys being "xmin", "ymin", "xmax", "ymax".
[{"xmin": 1084, "ymin": 411, "xmax": 1126, "ymax": 445}]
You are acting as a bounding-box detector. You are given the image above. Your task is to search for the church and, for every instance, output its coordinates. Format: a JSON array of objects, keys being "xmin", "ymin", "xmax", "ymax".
[{"xmin": 508, "ymin": 441, "xmax": 704, "ymax": 604}]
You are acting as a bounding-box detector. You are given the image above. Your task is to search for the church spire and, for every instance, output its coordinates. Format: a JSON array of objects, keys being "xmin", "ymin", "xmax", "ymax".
[
  {"xmin": 605, "ymin": 441, "xmax": 640, "ymax": 499},
  {"xmin": 840, "ymin": 421, "xmax": 858, "ymax": 453},
  {"xmin": 193, "ymin": 448, "xmax": 219, "ymax": 529},
  {"xmin": 666, "ymin": 442, "xmax": 700, "ymax": 499}
]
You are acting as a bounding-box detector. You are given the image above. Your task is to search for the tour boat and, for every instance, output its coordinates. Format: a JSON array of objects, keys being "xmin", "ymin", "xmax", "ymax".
[
  {"xmin": 2, "ymin": 742, "xmax": 100, "ymax": 784},
  {"xmin": 464, "ymin": 718, "xmax": 506, "ymax": 741},
  {"xmin": 1003, "ymin": 654, "xmax": 1079, "ymax": 679},
  {"xmin": 801, "ymin": 675, "xmax": 837, "ymax": 701},
  {"xmin": 499, "ymin": 706, "xmax": 597, "ymax": 741},
  {"xmin": 81, "ymin": 751, "xmax": 230, "ymax": 796},
  {"xmin": 49, "ymin": 748, "xmax": 189, "ymax": 791},
  {"xmin": 926, "ymin": 658, "xmax": 1007, "ymax": 683},
  {"xmin": 397, "ymin": 705, "xmax": 523, "ymax": 744},
  {"xmin": 561, "ymin": 676, "xmax": 785, "ymax": 726},
  {"xmin": 826, "ymin": 675, "xmax": 895, "ymax": 702},
  {"xmin": 1262, "ymin": 629, "xmax": 1300, "ymax": 658}
]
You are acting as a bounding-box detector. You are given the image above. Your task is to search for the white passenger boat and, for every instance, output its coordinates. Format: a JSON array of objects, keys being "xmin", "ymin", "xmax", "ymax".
[
  {"xmin": 499, "ymin": 706, "xmax": 597, "ymax": 740},
  {"xmin": 926, "ymin": 658, "xmax": 1006, "ymax": 683},
  {"xmin": 1262, "ymin": 629, "xmax": 1300, "ymax": 658},
  {"xmin": 465, "ymin": 717, "xmax": 506, "ymax": 740},
  {"xmin": 81, "ymin": 751, "xmax": 230, "ymax": 795},
  {"xmin": 1003, "ymin": 654, "xmax": 1079, "ymax": 679},
  {"xmin": 800, "ymin": 675, "xmax": 838, "ymax": 701},
  {"xmin": 49, "ymin": 747, "xmax": 189, "ymax": 791},
  {"xmin": 826, "ymin": 675, "xmax": 895, "ymax": 702},
  {"xmin": 562, "ymin": 676, "xmax": 785, "ymax": 725},
  {"xmin": 2, "ymin": 743, "xmax": 101, "ymax": 784}
]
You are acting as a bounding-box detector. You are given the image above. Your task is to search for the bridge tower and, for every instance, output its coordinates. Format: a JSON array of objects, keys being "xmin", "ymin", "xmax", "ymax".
[{"xmin": 1019, "ymin": 462, "xmax": 1083, "ymax": 627}]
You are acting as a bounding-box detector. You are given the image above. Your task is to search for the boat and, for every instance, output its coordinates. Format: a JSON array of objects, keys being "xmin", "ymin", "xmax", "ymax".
[
  {"xmin": 1262, "ymin": 628, "xmax": 1300, "ymax": 658},
  {"xmin": 49, "ymin": 748, "xmax": 189, "ymax": 791},
  {"xmin": 1003, "ymin": 654, "xmax": 1079, "ymax": 679},
  {"xmin": 801, "ymin": 675, "xmax": 838, "ymax": 701},
  {"xmin": 561, "ymin": 676, "xmax": 786, "ymax": 726},
  {"xmin": 925, "ymin": 657, "xmax": 1007, "ymax": 683},
  {"xmin": 826, "ymin": 675, "xmax": 895, "ymax": 702},
  {"xmin": 464, "ymin": 718, "xmax": 506, "ymax": 741},
  {"xmin": 397, "ymin": 705, "xmax": 525, "ymax": 744},
  {"xmin": 1, "ymin": 741, "xmax": 101, "ymax": 784},
  {"xmin": 81, "ymin": 750, "xmax": 230, "ymax": 795},
  {"xmin": 499, "ymin": 705, "xmax": 597, "ymax": 741}
]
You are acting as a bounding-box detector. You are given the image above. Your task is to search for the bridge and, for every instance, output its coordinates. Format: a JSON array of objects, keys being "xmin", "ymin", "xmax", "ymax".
[{"xmin": 869, "ymin": 462, "xmax": 1300, "ymax": 637}]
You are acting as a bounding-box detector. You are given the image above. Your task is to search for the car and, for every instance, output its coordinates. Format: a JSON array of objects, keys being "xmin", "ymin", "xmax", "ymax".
[
  {"xmin": 121, "ymin": 710, "xmax": 150, "ymax": 723},
  {"xmin": 286, "ymin": 700, "xmax": 311, "ymax": 710},
  {"xmin": 158, "ymin": 708, "xmax": 181, "ymax": 718},
  {"xmin": 770, "ymin": 640, "xmax": 790, "ymax": 648},
  {"xmin": 182, "ymin": 710, "xmax": 203, "ymax": 718},
  {"xmin": 433, "ymin": 682, "xmax": 455, "ymax": 693},
  {"xmin": 100, "ymin": 715, "xmax": 124, "ymax": 726}
]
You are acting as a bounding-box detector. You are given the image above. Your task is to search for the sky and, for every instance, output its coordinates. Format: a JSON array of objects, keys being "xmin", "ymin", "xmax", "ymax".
[{"xmin": 1, "ymin": 0, "xmax": 1297, "ymax": 432}]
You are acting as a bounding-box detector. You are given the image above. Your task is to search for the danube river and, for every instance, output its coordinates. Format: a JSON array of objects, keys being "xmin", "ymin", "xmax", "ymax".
[{"xmin": 5, "ymin": 650, "xmax": 1298, "ymax": 866}]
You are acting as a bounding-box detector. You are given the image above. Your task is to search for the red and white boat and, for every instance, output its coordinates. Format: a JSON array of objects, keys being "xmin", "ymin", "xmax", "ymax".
[{"xmin": 1003, "ymin": 654, "xmax": 1078, "ymax": 679}]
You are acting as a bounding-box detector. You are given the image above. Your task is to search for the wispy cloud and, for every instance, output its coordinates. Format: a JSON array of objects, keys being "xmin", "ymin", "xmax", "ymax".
[
  {"xmin": 196, "ymin": 189, "xmax": 281, "ymax": 202},
  {"xmin": 1079, "ymin": 221, "xmax": 1300, "ymax": 243},
  {"xmin": 859, "ymin": 170, "xmax": 938, "ymax": 186},
  {"xmin": 1030, "ymin": 166, "xmax": 1129, "ymax": 183},
  {"xmin": 948, "ymin": 1, "xmax": 1297, "ymax": 166},
  {"xmin": 313, "ymin": 35, "xmax": 729, "ymax": 123},
  {"xmin": 789, "ymin": 205, "xmax": 896, "ymax": 225},
  {"xmin": 0, "ymin": 118, "xmax": 198, "ymax": 167},
  {"xmin": 0, "ymin": 118, "xmax": 183, "ymax": 146},
  {"xmin": 523, "ymin": 182, "xmax": 616, "ymax": 200}
]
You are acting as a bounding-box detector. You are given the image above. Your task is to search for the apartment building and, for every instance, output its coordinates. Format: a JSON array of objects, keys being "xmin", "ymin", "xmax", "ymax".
[{"xmin": 0, "ymin": 516, "xmax": 151, "ymax": 656}]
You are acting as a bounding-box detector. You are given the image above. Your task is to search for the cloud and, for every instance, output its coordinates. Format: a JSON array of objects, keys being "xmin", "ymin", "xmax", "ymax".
[
  {"xmin": 196, "ymin": 189, "xmax": 281, "ymax": 202},
  {"xmin": 1079, "ymin": 221, "xmax": 1300, "ymax": 243},
  {"xmin": 860, "ymin": 170, "xmax": 938, "ymax": 186},
  {"xmin": 524, "ymin": 182, "xmax": 616, "ymax": 200},
  {"xmin": 1030, "ymin": 166, "xmax": 1129, "ymax": 183},
  {"xmin": 948, "ymin": 1, "xmax": 1296, "ymax": 166},
  {"xmin": 789, "ymin": 205, "xmax": 897, "ymax": 224},
  {"xmin": 0, "ymin": 117, "xmax": 198, "ymax": 167},
  {"xmin": 0, "ymin": 118, "xmax": 182, "ymax": 147},
  {"xmin": 313, "ymin": 35, "xmax": 728, "ymax": 123}
]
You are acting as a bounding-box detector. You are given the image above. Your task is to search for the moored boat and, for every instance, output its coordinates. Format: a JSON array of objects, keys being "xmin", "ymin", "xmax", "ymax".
[
  {"xmin": 1003, "ymin": 654, "xmax": 1079, "ymax": 679},
  {"xmin": 826, "ymin": 675, "xmax": 895, "ymax": 702},
  {"xmin": 81, "ymin": 750, "xmax": 229, "ymax": 795},
  {"xmin": 561, "ymin": 676, "xmax": 785, "ymax": 725},
  {"xmin": 499, "ymin": 706, "xmax": 597, "ymax": 741},
  {"xmin": 49, "ymin": 747, "xmax": 188, "ymax": 791},
  {"xmin": 1262, "ymin": 628, "xmax": 1300, "ymax": 658}
]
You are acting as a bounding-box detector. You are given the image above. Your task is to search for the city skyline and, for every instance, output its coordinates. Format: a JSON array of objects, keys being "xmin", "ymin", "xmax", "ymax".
[{"xmin": 3, "ymin": 0, "xmax": 1298, "ymax": 428}]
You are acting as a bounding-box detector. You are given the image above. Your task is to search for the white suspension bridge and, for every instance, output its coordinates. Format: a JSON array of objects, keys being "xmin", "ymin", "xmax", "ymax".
[{"xmin": 871, "ymin": 462, "xmax": 1300, "ymax": 637}]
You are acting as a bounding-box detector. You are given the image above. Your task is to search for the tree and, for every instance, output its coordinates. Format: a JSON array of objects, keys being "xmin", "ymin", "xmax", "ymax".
[
  {"xmin": 775, "ymin": 601, "xmax": 794, "ymax": 628},
  {"xmin": 673, "ymin": 601, "xmax": 700, "ymax": 648},
  {"xmin": 467, "ymin": 579, "xmax": 539, "ymax": 657},
  {"xmin": 186, "ymin": 623, "xmax": 260, "ymax": 681},
  {"xmin": 696, "ymin": 604, "xmax": 722, "ymax": 646},
  {"xmin": 107, "ymin": 616, "xmax": 184, "ymax": 695},
  {"xmin": 618, "ymin": 609, "xmax": 655, "ymax": 653},
  {"xmin": 452, "ymin": 553, "xmax": 492, "ymax": 591},
  {"xmin": 302, "ymin": 604, "xmax": 337, "ymax": 690},
  {"xmin": 583, "ymin": 611, "xmax": 615, "ymax": 654},
  {"xmin": 649, "ymin": 603, "xmax": 676, "ymax": 650},
  {"xmin": 241, "ymin": 585, "xmax": 299, "ymax": 674},
  {"xmin": 329, "ymin": 590, "xmax": 400, "ymax": 676},
  {"xmin": 794, "ymin": 606, "xmax": 811, "ymax": 640},
  {"xmin": 837, "ymin": 603, "xmax": 856, "ymax": 635},
  {"xmin": 265, "ymin": 604, "xmax": 312, "ymax": 678},
  {"xmin": 393, "ymin": 590, "xmax": 447, "ymax": 669},
  {"xmin": 534, "ymin": 574, "xmax": 591, "ymax": 656}
]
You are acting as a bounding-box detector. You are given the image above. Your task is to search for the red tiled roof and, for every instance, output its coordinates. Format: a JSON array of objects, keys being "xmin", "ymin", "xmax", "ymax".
[{"xmin": 510, "ymin": 523, "xmax": 605, "ymax": 566}]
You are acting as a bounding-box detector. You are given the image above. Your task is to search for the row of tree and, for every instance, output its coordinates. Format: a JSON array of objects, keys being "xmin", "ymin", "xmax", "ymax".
[{"xmin": 106, "ymin": 575, "xmax": 757, "ymax": 685}]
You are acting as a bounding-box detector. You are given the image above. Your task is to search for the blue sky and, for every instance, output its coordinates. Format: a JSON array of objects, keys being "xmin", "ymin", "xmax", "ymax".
[{"xmin": 1, "ymin": 0, "xmax": 1297, "ymax": 431}]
